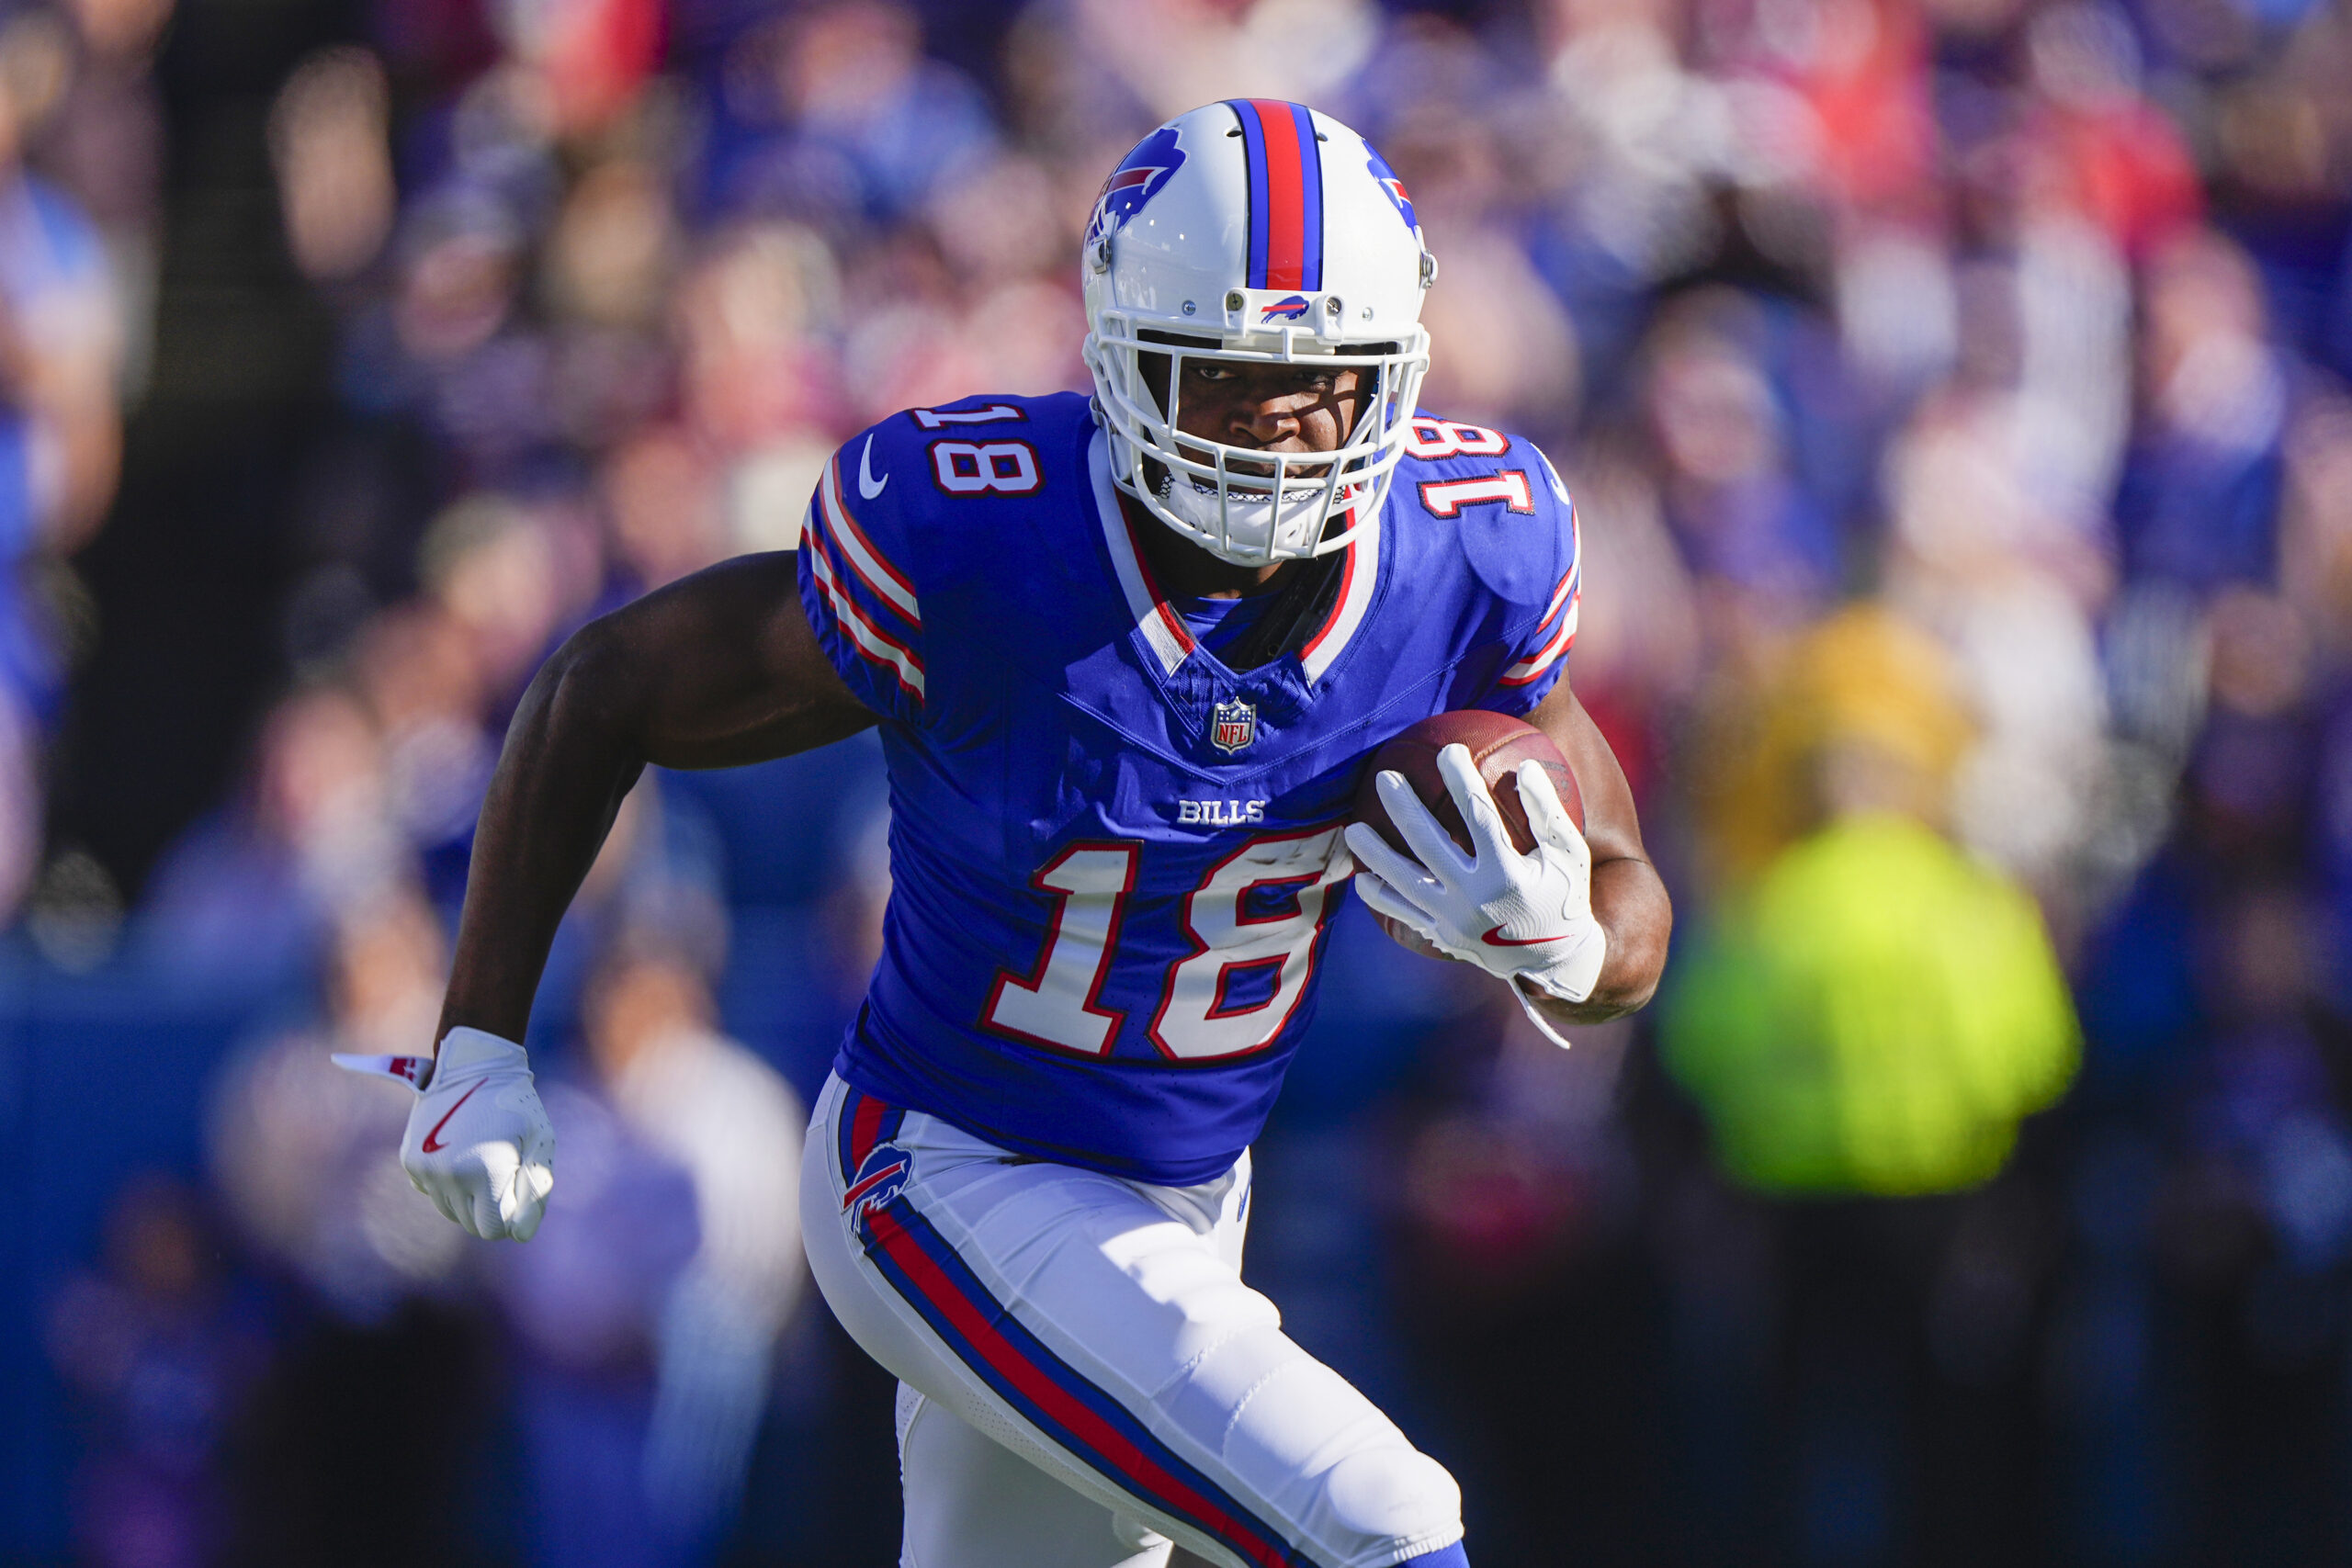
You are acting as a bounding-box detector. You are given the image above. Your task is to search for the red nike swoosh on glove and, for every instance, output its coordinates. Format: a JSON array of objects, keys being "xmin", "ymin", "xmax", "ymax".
[
  {"xmin": 1481, "ymin": 927, "xmax": 1566, "ymax": 948},
  {"xmin": 420, "ymin": 1080, "xmax": 485, "ymax": 1154}
]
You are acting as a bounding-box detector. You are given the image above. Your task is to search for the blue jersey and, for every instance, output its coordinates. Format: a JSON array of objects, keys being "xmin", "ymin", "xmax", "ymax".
[{"xmin": 797, "ymin": 393, "xmax": 1580, "ymax": 1184}]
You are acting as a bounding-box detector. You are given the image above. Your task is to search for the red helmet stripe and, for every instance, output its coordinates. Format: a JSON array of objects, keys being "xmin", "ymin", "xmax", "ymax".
[{"xmin": 1247, "ymin": 99, "xmax": 1307, "ymax": 291}]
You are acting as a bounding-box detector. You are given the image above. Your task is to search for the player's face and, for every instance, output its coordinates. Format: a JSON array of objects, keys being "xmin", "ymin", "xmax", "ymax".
[{"xmin": 1171, "ymin": 359, "xmax": 1365, "ymax": 470}]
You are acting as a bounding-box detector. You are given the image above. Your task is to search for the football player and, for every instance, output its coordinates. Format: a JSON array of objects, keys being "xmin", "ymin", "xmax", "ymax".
[{"xmin": 379, "ymin": 102, "xmax": 1670, "ymax": 1568}]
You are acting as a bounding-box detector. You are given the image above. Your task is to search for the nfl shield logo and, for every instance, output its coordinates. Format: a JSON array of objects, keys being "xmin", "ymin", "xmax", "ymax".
[{"xmin": 1211, "ymin": 698, "xmax": 1258, "ymax": 754}]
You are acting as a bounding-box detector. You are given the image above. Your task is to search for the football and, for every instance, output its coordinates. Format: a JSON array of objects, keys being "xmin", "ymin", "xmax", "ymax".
[{"xmin": 1351, "ymin": 710, "xmax": 1583, "ymax": 859}]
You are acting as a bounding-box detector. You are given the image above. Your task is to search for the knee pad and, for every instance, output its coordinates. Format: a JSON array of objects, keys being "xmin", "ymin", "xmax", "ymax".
[{"xmin": 1317, "ymin": 1443, "xmax": 1463, "ymax": 1561}]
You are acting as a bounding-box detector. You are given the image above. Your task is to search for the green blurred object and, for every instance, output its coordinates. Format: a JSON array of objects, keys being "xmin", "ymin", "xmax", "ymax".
[{"xmin": 1662, "ymin": 813, "xmax": 2080, "ymax": 1196}]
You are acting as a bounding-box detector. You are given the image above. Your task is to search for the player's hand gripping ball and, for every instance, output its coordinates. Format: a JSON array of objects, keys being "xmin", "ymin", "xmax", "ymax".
[
  {"xmin": 1351, "ymin": 711, "xmax": 1582, "ymax": 854},
  {"xmin": 1344, "ymin": 712, "xmax": 1607, "ymax": 1004}
]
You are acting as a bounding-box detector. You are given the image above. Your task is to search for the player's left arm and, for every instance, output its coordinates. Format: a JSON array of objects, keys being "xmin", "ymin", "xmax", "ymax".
[{"xmin": 1519, "ymin": 676, "xmax": 1671, "ymax": 1025}]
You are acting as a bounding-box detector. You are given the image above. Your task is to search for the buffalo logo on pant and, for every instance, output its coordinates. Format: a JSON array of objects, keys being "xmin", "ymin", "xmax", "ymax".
[{"xmin": 843, "ymin": 1141, "xmax": 912, "ymax": 1240}]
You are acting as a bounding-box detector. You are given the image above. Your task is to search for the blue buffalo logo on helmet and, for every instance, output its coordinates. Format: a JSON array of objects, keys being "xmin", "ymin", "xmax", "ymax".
[
  {"xmin": 1365, "ymin": 145, "xmax": 1418, "ymax": 238},
  {"xmin": 1086, "ymin": 125, "xmax": 1187, "ymax": 244},
  {"xmin": 1259, "ymin": 294, "xmax": 1312, "ymax": 323}
]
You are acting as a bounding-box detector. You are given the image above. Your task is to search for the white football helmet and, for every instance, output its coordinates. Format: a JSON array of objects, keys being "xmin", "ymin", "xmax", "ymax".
[{"xmin": 1081, "ymin": 101, "xmax": 1435, "ymax": 567}]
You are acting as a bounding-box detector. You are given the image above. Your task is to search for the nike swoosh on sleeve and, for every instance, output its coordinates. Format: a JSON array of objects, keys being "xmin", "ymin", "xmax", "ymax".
[
  {"xmin": 1481, "ymin": 927, "xmax": 1566, "ymax": 948},
  {"xmin": 858, "ymin": 434, "xmax": 888, "ymax": 500},
  {"xmin": 420, "ymin": 1079, "xmax": 486, "ymax": 1153}
]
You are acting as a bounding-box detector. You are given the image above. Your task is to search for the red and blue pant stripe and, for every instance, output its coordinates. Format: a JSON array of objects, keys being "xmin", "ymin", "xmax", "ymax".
[
  {"xmin": 838, "ymin": 1083, "xmax": 909, "ymax": 1184},
  {"xmin": 838, "ymin": 1088, "xmax": 1314, "ymax": 1568},
  {"xmin": 1228, "ymin": 99, "xmax": 1325, "ymax": 293}
]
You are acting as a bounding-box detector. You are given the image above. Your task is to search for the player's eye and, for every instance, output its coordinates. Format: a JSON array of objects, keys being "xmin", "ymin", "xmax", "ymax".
[{"xmin": 1185, "ymin": 363, "xmax": 1236, "ymax": 383}]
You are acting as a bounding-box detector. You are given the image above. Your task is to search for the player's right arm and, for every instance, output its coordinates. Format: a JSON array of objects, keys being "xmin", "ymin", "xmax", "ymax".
[
  {"xmin": 440, "ymin": 551, "xmax": 877, "ymax": 1046},
  {"xmin": 371, "ymin": 553, "xmax": 875, "ymax": 1242}
]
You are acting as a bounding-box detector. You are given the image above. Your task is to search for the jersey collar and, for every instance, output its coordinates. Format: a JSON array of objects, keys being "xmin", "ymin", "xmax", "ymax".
[{"xmin": 1086, "ymin": 429, "xmax": 1379, "ymax": 684}]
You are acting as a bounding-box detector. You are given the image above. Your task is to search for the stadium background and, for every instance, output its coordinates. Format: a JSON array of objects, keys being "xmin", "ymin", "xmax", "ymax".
[{"xmin": 3, "ymin": 0, "xmax": 2348, "ymax": 1561}]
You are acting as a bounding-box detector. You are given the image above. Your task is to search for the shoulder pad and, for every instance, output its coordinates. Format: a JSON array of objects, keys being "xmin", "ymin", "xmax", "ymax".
[{"xmin": 1406, "ymin": 428, "xmax": 1576, "ymax": 611}]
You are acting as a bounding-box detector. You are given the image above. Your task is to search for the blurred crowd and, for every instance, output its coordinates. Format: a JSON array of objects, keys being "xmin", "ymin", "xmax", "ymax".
[{"xmin": 18, "ymin": 0, "xmax": 2352, "ymax": 1562}]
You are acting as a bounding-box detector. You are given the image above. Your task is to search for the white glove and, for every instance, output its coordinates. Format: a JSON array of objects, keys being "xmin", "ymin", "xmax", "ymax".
[
  {"xmin": 335, "ymin": 1025, "xmax": 555, "ymax": 1241},
  {"xmin": 1343, "ymin": 743, "xmax": 1607, "ymax": 1013}
]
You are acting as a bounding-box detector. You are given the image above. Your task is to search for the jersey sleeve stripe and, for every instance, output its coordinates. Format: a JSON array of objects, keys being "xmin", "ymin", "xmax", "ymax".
[
  {"xmin": 808, "ymin": 529, "xmax": 927, "ymax": 699},
  {"xmin": 1536, "ymin": 562, "xmax": 1577, "ymax": 633},
  {"xmin": 1514, "ymin": 492, "xmax": 1581, "ymax": 654},
  {"xmin": 1499, "ymin": 595, "xmax": 1577, "ymax": 686},
  {"xmin": 819, "ymin": 457, "xmax": 923, "ymax": 627},
  {"xmin": 864, "ymin": 1197, "xmax": 1310, "ymax": 1568}
]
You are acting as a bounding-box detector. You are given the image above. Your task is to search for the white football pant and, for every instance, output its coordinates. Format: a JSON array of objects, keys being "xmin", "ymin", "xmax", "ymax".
[{"xmin": 801, "ymin": 1075, "xmax": 1468, "ymax": 1568}]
